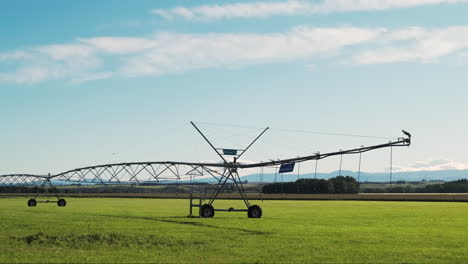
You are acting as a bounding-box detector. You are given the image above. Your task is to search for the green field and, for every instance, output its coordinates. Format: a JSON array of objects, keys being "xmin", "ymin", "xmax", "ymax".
[{"xmin": 1, "ymin": 198, "xmax": 467, "ymax": 263}]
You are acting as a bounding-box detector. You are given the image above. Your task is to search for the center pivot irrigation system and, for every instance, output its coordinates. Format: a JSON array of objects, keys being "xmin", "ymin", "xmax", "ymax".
[{"xmin": 0, "ymin": 122, "xmax": 411, "ymax": 218}]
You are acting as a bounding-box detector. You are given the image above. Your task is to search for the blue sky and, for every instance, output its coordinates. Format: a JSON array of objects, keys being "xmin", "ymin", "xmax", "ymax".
[{"xmin": 1, "ymin": 0, "xmax": 468, "ymax": 176}]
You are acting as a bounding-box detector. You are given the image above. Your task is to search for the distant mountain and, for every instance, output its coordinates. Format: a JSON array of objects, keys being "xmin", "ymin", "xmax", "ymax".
[{"xmin": 238, "ymin": 169, "xmax": 468, "ymax": 183}]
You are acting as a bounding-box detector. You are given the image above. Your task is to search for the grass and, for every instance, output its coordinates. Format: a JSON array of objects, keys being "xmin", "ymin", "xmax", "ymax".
[{"xmin": 0, "ymin": 197, "xmax": 467, "ymax": 263}]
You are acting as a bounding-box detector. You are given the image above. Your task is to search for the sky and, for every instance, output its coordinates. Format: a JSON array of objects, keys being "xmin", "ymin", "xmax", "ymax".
[{"xmin": 1, "ymin": 0, "xmax": 468, "ymax": 177}]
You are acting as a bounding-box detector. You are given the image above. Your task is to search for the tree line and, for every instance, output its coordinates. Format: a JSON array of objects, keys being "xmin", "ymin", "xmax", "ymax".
[
  {"xmin": 2, "ymin": 178, "xmax": 468, "ymax": 194},
  {"xmin": 362, "ymin": 179, "xmax": 468, "ymax": 193},
  {"xmin": 262, "ymin": 176, "xmax": 359, "ymax": 194}
]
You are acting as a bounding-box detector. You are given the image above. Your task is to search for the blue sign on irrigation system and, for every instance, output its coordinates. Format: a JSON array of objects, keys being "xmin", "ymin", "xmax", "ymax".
[
  {"xmin": 279, "ymin": 163, "xmax": 295, "ymax": 173},
  {"xmin": 223, "ymin": 149, "xmax": 238, "ymax": 155}
]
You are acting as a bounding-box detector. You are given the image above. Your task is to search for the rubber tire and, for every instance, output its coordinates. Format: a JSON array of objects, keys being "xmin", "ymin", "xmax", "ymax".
[
  {"xmin": 57, "ymin": 199, "xmax": 67, "ymax": 207},
  {"xmin": 200, "ymin": 204, "xmax": 215, "ymax": 218},
  {"xmin": 27, "ymin": 199, "xmax": 37, "ymax": 207},
  {"xmin": 248, "ymin": 205, "xmax": 262, "ymax": 218}
]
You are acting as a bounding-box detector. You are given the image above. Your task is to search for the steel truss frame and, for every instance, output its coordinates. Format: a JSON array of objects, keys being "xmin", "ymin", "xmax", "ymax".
[{"xmin": 0, "ymin": 123, "xmax": 411, "ymax": 218}]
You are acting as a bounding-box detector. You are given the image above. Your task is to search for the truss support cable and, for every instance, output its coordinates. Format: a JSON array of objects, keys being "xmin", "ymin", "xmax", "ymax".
[
  {"xmin": 297, "ymin": 159, "xmax": 300, "ymax": 180},
  {"xmin": 390, "ymin": 143, "xmax": 393, "ymax": 192},
  {"xmin": 259, "ymin": 167, "xmax": 263, "ymax": 193},
  {"xmin": 281, "ymin": 172, "xmax": 284, "ymax": 194},
  {"xmin": 358, "ymin": 147, "xmax": 362, "ymax": 183},
  {"xmin": 314, "ymin": 160, "xmax": 318, "ymax": 179},
  {"xmin": 339, "ymin": 151, "xmax": 343, "ymax": 176},
  {"xmin": 358, "ymin": 150, "xmax": 362, "ymax": 193},
  {"xmin": 275, "ymin": 166, "xmax": 278, "ymax": 183},
  {"xmin": 261, "ymin": 167, "xmax": 263, "ymax": 183},
  {"xmin": 190, "ymin": 173, "xmax": 195, "ymax": 196},
  {"xmin": 195, "ymin": 121, "xmax": 396, "ymax": 140},
  {"xmin": 275, "ymin": 165, "xmax": 278, "ymax": 192}
]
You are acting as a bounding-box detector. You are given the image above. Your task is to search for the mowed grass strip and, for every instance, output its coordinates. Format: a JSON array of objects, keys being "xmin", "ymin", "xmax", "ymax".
[{"xmin": 0, "ymin": 197, "xmax": 467, "ymax": 263}]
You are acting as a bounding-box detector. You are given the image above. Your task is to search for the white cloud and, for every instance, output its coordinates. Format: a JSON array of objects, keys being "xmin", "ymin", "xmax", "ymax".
[
  {"xmin": 153, "ymin": 1, "xmax": 307, "ymax": 21},
  {"xmin": 71, "ymin": 72, "xmax": 113, "ymax": 85},
  {"xmin": 0, "ymin": 51, "xmax": 30, "ymax": 61},
  {"xmin": 385, "ymin": 27, "xmax": 427, "ymax": 42},
  {"xmin": 0, "ymin": 44, "xmax": 104, "ymax": 84},
  {"xmin": 3, "ymin": 26, "xmax": 382, "ymax": 83},
  {"xmin": 352, "ymin": 26, "xmax": 468, "ymax": 64},
  {"xmin": 2, "ymin": 25, "xmax": 468, "ymax": 84},
  {"xmin": 117, "ymin": 26, "xmax": 383, "ymax": 76},
  {"xmin": 79, "ymin": 37, "xmax": 156, "ymax": 54},
  {"xmin": 394, "ymin": 159, "xmax": 468, "ymax": 172},
  {"xmin": 34, "ymin": 44, "xmax": 95, "ymax": 60},
  {"xmin": 152, "ymin": 0, "xmax": 468, "ymax": 21},
  {"xmin": 0, "ymin": 67, "xmax": 52, "ymax": 84}
]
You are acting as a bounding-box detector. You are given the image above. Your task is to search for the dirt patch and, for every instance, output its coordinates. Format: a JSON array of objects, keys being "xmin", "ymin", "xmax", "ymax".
[{"xmin": 14, "ymin": 232, "xmax": 203, "ymax": 248}]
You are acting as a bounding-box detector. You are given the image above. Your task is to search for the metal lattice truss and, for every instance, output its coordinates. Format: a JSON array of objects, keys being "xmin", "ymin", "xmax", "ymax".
[
  {"xmin": 54, "ymin": 162, "xmax": 228, "ymax": 184},
  {"xmin": 0, "ymin": 162, "xmax": 229, "ymax": 186},
  {"xmin": 0, "ymin": 132, "xmax": 411, "ymax": 186},
  {"xmin": 0, "ymin": 174, "xmax": 46, "ymax": 186},
  {"xmin": 0, "ymin": 121, "xmax": 412, "ymax": 187}
]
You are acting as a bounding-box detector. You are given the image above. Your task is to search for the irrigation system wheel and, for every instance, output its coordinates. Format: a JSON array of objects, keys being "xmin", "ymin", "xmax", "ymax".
[
  {"xmin": 248, "ymin": 205, "xmax": 262, "ymax": 218},
  {"xmin": 27, "ymin": 199, "xmax": 37, "ymax": 207},
  {"xmin": 200, "ymin": 204, "xmax": 215, "ymax": 218},
  {"xmin": 57, "ymin": 199, "xmax": 67, "ymax": 207}
]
